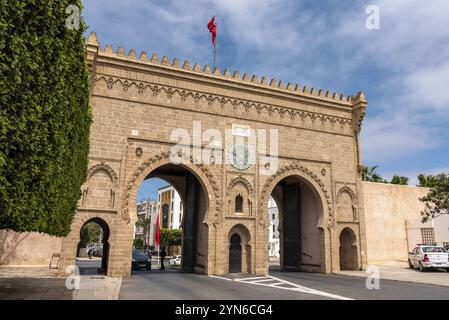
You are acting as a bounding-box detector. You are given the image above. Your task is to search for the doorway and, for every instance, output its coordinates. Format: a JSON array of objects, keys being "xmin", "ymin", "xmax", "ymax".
[
  {"xmin": 339, "ymin": 228, "xmax": 358, "ymax": 270},
  {"xmin": 76, "ymin": 217, "xmax": 110, "ymax": 275},
  {"xmin": 229, "ymin": 234, "xmax": 242, "ymax": 273}
]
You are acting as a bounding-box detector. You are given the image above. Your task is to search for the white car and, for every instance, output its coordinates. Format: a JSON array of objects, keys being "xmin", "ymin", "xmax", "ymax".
[
  {"xmin": 169, "ymin": 255, "xmax": 182, "ymax": 266},
  {"xmin": 408, "ymin": 245, "xmax": 449, "ymax": 272}
]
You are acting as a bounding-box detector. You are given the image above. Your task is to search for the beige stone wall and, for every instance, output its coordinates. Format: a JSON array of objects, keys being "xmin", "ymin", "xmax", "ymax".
[
  {"xmin": 0, "ymin": 229, "xmax": 62, "ymax": 266},
  {"xmin": 57, "ymin": 33, "xmax": 368, "ymax": 276},
  {"xmin": 363, "ymin": 182, "xmax": 428, "ymax": 263}
]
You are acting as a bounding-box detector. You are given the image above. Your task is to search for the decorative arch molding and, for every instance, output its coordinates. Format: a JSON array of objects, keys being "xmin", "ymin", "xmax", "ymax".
[
  {"xmin": 259, "ymin": 163, "xmax": 334, "ymax": 229},
  {"xmin": 228, "ymin": 223, "xmax": 252, "ymax": 243},
  {"xmin": 87, "ymin": 162, "xmax": 118, "ymax": 185},
  {"xmin": 94, "ymin": 75, "xmax": 353, "ymax": 133},
  {"xmin": 336, "ymin": 185, "xmax": 357, "ymax": 205},
  {"xmin": 339, "ymin": 225, "xmax": 359, "ymax": 242},
  {"xmin": 121, "ymin": 151, "xmax": 221, "ymax": 224},
  {"xmin": 71, "ymin": 213, "xmax": 116, "ymax": 238},
  {"xmin": 336, "ymin": 185, "xmax": 358, "ymax": 221},
  {"xmin": 227, "ymin": 176, "xmax": 254, "ymax": 196}
]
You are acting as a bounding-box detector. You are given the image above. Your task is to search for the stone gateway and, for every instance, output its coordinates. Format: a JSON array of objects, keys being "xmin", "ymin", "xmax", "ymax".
[{"xmin": 58, "ymin": 32, "xmax": 368, "ymax": 277}]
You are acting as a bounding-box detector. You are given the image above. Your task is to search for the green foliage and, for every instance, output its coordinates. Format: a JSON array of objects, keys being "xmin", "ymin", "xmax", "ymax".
[
  {"xmin": 80, "ymin": 222, "xmax": 102, "ymax": 245},
  {"xmin": 417, "ymin": 174, "xmax": 437, "ymax": 187},
  {"xmin": 136, "ymin": 215, "xmax": 151, "ymax": 234},
  {"xmin": 420, "ymin": 173, "xmax": 449, "ymax": 222},
  {"xmin": 361, "ymin": 166, "xmax": 410, "ymax": 185},
  {"xmin": 0, "ymin": 1, "xmax": 91, "ymax": 236},
  {"xmin": 160, "ymin": 228, "xmax": 182, "ymax": 246},
  {"xmin": 361, "ymin": 165, "xmax": 387, "ymax": 183},
  {"xmin": 133, "ymin": 238, "xmax": 144, "ymax": 250},
  {"xmin": 390, "ymin": 175, "xmax": 409, "ymax": 185}
]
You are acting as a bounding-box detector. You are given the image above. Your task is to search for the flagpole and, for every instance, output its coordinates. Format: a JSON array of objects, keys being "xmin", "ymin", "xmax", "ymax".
[
  {"xmin": 213, "ymin": 20, "xmax": 217, "ymax": 71},
  {"xmin": 208, "ymin": 16, "xmax": 217, "ymax": 71}
]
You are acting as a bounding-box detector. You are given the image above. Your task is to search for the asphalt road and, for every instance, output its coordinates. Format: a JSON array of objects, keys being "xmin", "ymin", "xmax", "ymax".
[{"xmin": 119, "ymin": 269, "xmax": 449, "ymax": 300}]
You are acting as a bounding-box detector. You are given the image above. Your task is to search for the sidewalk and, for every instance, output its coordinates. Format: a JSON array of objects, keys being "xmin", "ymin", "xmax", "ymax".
[
  {"xmin": 0, "ymin": 266, "xmax": 122, "ymax": 300},
  {"xmin": 337, "ymin": 261, "xmax": 449, "ymax": 287}
]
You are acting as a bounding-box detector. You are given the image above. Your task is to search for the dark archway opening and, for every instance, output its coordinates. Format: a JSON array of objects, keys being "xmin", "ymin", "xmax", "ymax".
[
  {"xmin": 135, "ymin": 163, "xmax": 209, "ymax": 274},
  {"xmin": 229, "ymin": 234, "xmax": 242, "ymax": 273},
  {"xmin": 339, "ymin": 228, "xmax": 358, "ymax": 271},
  {"xmin": 269, "ymin": 175, "xmax": 323, "ymax": 273},
  {"xmin": 76, "ymin": 218, "xmax": 110, "ymax": 275}
]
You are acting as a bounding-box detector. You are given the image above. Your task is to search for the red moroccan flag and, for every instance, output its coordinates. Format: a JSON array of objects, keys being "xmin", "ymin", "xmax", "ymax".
[
  {"xmin": 207, "ymin": 16, "xmax": 217, "ymax": 47},
  {"xmin": 155, "ymin": 212, "xmax": 161, "ymax": 247}
]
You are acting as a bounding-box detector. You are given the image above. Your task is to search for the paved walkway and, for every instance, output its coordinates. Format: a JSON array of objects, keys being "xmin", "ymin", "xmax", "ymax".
[
  {"xmin": 0, "ymin": 266, "xmax": 122, "ymax": 300},
  {"xmin": 337, "ymin": 261, "xmax": 449, "ymax": 287}
]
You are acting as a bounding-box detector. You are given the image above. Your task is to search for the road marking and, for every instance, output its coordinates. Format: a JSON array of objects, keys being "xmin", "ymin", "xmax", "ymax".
[
  {"xmin": 209, "ymin": 274, "xmax": 353, "ymax": 300},
  {"xmin": 247, "ymin": 278, "xmax": 279, "ymax": 283}
]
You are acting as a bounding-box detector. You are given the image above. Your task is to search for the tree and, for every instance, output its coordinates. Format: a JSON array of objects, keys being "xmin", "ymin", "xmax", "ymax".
[
  {"xmin": 0, "ymin": 1, "xmax": 92, "ymax": 236},
  {"xmin": 80, "ymin": 222, "xmax": 102, "ymax": 246},
  {"xmin": 390, "ymin": 175, "xmax": 408, "ymax": 185},
  {"xmin": 136, "ymin": 216, "xmax": 151, "ymax": 234},
  {"xmin": 160, "ymin": 228, "xmax": 182, "ymax": 247},
  {"xmin": 135, "ymin": 215, "xmax": 151, "ymax": 249},
  {"xmin": 361, "ymin": 165, "xmax": 387, "ymax": 183},
  {"xmin": 420, "ymin": 173, "xmax": 449, "ymax": 222},
  {"xmin": 417, "ymin": 174, "xmax": 436, "ymax": 187},
  {"xmin": 133, "ymin": 238, "xmax": 144, "ymax": 250}
]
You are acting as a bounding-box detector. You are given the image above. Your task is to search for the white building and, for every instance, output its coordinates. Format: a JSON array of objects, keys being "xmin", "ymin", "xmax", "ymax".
[
  {"xmin": 268, "ymin": 196, "xmax": 280, "ymax": 257},
  {"xmin": 158, "ymin": 185, "xmax": 183, "ymax": 229},
  {"xmin": 134, "ymin": 199, "xmax": 158, "ymax": 247},
  {"xmin": 406, "ymin": 214, "xmax": 449, "ymax": 251}
]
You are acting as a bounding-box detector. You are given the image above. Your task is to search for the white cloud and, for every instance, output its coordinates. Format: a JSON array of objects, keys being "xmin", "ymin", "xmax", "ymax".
[
  {"xmin": 82, "ymin": 0, "xmax": 449, "ymax": 168},
  {"xmin": 404, "ymin": 62, "xmax": 449, "ymax": 113},
  {"xmin": 335, "ymin": 0, "xmax": 449, "ymax": 163},
  {"xmin": 361, "ymin": 115, "xmax": 442, "ymax": 162}
]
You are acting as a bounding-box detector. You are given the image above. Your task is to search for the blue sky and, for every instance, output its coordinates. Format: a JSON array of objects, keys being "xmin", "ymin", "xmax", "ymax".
[
  {"xmin": 82, "ymin": 0, "xmax": 449, "ymax": 199},
  {"xmin": 137, "ymin": 178, "xmax": 167, "ymax": 203}
]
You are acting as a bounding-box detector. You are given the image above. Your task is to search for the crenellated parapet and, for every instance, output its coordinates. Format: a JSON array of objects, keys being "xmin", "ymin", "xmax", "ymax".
[
  {"xmin": 351, "ymin": 91, "xmax": 367, "ymax": 134},
  {"xmin": 86, "ymin": 32, "xmax": 367, "ymax": 109}
]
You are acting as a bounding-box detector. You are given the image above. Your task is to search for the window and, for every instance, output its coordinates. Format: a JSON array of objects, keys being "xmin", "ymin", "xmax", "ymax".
[
  {"xmin": 162, "ymin": 204, "xmax": 169, "ymax": 229},
  {"xmin": 421, "ymin": 228, "xmax": 435, "ymax": 244},
  {"xmin": 422, "ymin": 246, "xmax": 446, "ymax": 253},
  {"xmin": 235, "ymin": 194, "xmax": 243, "ymax": 213},
  {"xmin": 272, "ymin": 225, "xmax": 275, "ymax": 233}
]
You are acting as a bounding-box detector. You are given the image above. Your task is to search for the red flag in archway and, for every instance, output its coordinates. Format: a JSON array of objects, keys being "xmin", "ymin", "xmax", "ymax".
[{"xmin": 155, "ymin": 212, "xmax": 160, "ymax": 247}]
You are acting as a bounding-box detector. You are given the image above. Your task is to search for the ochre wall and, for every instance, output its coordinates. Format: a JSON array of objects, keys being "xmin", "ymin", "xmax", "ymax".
[
  {"xmin": 363, "ymin": 182, "xmax": 428, "ymax": 264},
  {"xmin": 0, "ymin": 229, "xmax": 62, "ymax": 266}
]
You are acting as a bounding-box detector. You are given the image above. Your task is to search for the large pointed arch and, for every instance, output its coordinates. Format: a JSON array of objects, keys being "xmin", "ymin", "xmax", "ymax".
[
  {"xmin": 121, "ymin": 151, "xmax": 221, "ymax": 225},
  {"xmin": 259, "ymin": 163, "xmax": 334, "ymax": 229}
]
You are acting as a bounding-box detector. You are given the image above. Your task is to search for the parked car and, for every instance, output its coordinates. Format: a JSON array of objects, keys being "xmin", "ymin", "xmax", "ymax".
[
  {"xmin": 169, "ymin": 255, "xmax": 182, "ymax": 266},
  {"xmin": 87, "ymin": 243, "xmax": 103, "ymax": 258},
  {"xmin": 408, "ymin": 244, "xmax": 449, "ymax": 272},
  {"xmin": 132, "ymin": 250, "xmax": 152, "ymax": 270}
]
